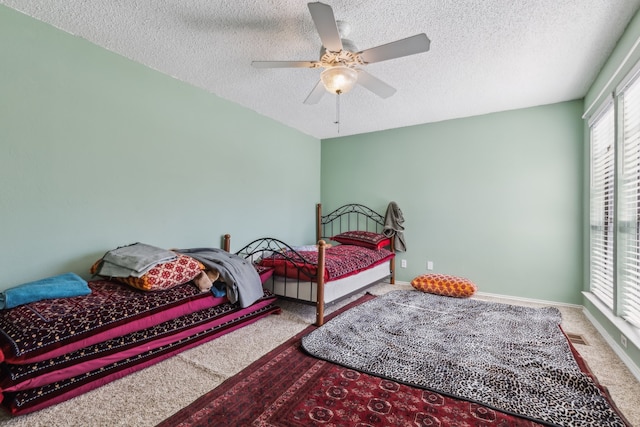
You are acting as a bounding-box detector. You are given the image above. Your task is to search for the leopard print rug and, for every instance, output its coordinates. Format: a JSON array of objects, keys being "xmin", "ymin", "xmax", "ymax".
[{"xmin": 301, "ymin": 290, "xmax": 627, "ymax": 427}]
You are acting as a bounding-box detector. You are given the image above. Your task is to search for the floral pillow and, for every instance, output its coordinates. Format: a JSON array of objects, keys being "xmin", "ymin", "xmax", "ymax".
[
  {"xmin": 91, "ymin": 254, "xmax": 203, "ymax": 291},
  {"xmin": 411, "ymin": 274, "xmax": 477, "ymax": 298},
  {"xmin": 331, "ymin": 231, "xmax": 390, "ymax": 250}
]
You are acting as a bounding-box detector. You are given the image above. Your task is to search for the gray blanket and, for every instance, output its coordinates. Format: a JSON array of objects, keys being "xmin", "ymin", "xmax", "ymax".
[
  {"xmin": 176, "ymin": 248, "xmax": 263, "ymax": 308},
  {"xmin": 302, "ymin": 290, "xmax": 626, "ymax": 427},
  {"xmin": 382, "ymin": 201, "xmax": 406, "ymax": 251},
  {"xmin": 99, "ymin": 242, "xmax": 177, "ymax": 277}
]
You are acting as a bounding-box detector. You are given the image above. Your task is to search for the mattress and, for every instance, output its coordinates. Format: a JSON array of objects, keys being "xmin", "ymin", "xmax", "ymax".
[
  {"xmin": 259, "ymin": 245, "xmax": 394, "ymax": 282},
  {"xmin": 267, "ymin": 262, "xmax": 391, "ymax": 303},
  {"xmin": 0, "ymin": 280, "xmax": 229, "ymax": 364},
  {"xmin": 0, "ymin": 280, "xmax": 280, "ymax": 415}
]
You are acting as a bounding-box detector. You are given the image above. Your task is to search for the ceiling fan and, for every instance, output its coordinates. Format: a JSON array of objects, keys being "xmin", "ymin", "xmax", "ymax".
[{"xmin": 252, "ymin": 2, "xmax": 431, "ymax": 105}]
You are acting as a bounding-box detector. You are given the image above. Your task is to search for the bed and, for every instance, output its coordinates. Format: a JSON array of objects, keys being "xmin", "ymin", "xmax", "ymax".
[
  {"xmin": 227, "ymin": 203, "xmax": 396, "ymax": 326},
  {"xmin": 0, "ymin": 246, "xmax": 280, "ymax": 416}
]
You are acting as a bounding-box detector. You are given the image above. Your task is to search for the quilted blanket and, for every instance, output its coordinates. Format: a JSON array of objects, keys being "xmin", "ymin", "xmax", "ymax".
[{"xmin": 301, "ymin": 290, "xmax": 627, "ymax": 427}]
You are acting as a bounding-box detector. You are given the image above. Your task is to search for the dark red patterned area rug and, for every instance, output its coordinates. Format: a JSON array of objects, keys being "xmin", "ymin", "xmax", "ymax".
[{"xmin": 157, "ymin": 294, "xmax": 548, "ymax": 427}]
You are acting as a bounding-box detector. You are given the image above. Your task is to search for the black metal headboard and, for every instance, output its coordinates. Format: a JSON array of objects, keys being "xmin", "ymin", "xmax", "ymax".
[
  {"xmin": 231, "ymin": 236, "xmax": 318, "ymax": 281},
  {"xmin": 316, "ymin": 203, "xmax": 385, "ymax": 242}
]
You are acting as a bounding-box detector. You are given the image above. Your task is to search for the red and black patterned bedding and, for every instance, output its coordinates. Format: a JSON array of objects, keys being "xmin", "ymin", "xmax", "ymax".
[
  {"xmin": 259, "ymin": 245, "xmax": 394, "ymax": 282},
  {"xmin": 0, "ymin": 280, "xmax": 228, "ymax": 364},
  {"xmin": 0, "ymin": 279, "xmax": 279, "ymax": 415}
]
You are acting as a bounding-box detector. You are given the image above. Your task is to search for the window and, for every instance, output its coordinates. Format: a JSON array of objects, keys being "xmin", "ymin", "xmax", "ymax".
[
  {"xmin": 589, "ymin": 102, "xmax": 615, "ymax": 309},
  {"xmin": 619, "ymin": 74, "xmax": 640, "ymax": 328},
  {"xmin": 589, "ymin": 68, "xmax": 640, "ymax": 329}
]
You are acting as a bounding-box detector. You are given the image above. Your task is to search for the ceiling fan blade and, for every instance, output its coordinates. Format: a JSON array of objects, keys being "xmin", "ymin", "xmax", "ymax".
[
  {"xmin": 356, "ymin": 70, "xmax": 397, "ymax": 98},
  {"xmin": 252, "ymin": 61, "xmax": 319, "ymax": 68},
  {"xmin": 358, "ymin": 33, "xmax": 430, "ymax": 64},
  {"xmin": 308, "ymin": 2, "xmax": 343, "ymax": 52},
  {"xmin": 304, "ymin": 80, "xmax": 326, "ymax": 104}
]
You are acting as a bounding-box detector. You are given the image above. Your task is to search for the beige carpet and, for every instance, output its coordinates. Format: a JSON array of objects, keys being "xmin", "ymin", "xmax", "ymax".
[{"xmin": 0, "ymin": 283, "xmax": 637, "ymax": 427}]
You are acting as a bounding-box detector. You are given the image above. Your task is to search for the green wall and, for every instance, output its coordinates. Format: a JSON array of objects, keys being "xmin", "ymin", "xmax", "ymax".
[
  {"xmin": 0, "ymin": 5, "xmax": 320, "ymax": 289},
  {"xmin": 322, "ymin": 101, "xmax": 584, "ymax": 304}
]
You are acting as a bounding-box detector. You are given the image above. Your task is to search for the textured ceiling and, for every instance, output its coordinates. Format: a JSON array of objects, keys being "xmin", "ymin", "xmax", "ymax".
[{"xmin": 3, "ymin": 1, "xmax": 640, "ymax": 139}]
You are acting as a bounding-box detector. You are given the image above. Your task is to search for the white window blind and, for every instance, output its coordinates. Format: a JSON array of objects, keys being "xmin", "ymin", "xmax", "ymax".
[
  {"xmin": 619, "ymin": 75, "xmax": 640, "ymax": 328},
  {"xmin": 590, "ymin": 103, "xmax": 615, "ymax": 309}
]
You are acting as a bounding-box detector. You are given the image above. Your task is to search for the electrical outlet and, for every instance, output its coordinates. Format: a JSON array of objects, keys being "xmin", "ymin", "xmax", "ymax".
[
  {"xmin": 621, "ymin": 334, "xmax": 628, "ymax": 348},
  {"xmin": 427, "ymin": 261, "xmax": 434, "ymax": 271},
  {"xmin": 401, "ymin": 259, "xmax": 407, "ymax": 268}
]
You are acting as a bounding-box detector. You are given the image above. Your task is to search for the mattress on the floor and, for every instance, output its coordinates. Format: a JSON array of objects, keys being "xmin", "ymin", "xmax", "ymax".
[
  {"xmin": 0, "ymin": 280, "xmax": 229, "ymax": 364},
  {"xmin": 0, "ymin": 294, "xmax": 280, "ymax": 415}
]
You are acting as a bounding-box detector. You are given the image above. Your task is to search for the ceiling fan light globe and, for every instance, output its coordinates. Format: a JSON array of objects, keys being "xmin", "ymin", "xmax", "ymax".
[{"xmin": 321, "ymin": 66, "xmax": 358, "ymax": 95}]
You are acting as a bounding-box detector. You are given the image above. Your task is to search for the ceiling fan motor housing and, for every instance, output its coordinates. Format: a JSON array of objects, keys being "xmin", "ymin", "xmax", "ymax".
[{"xmin": 319, "ymin": 39, "xmax": 362, "ymax": 68}]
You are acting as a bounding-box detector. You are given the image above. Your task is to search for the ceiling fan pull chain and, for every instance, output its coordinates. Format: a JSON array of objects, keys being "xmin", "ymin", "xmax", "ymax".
[{"xmin": 335, "ymin": 91, "xmax": 341, "ymax": 133}]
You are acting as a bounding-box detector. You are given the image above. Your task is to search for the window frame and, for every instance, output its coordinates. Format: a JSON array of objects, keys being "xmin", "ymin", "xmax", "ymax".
[{"xmin": 588, "ymin": 61, "xmax": 640, "ymax": 333}]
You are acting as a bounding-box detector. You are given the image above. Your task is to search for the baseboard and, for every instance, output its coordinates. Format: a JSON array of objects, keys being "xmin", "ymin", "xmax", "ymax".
[
  {"xmin": 389, "ymin": 280, "xmax": 411, "ymax": 286},
  {"xmin": 474, "ymin": 291, "xmax": 583, "ymax": 309},
  {"xmin": 582, "ymin": 307, "xmax": 640, "ymax": 383},
  {"xmin": 391, "ymin": 283, "xmax": 583, "ymax": 309}
]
